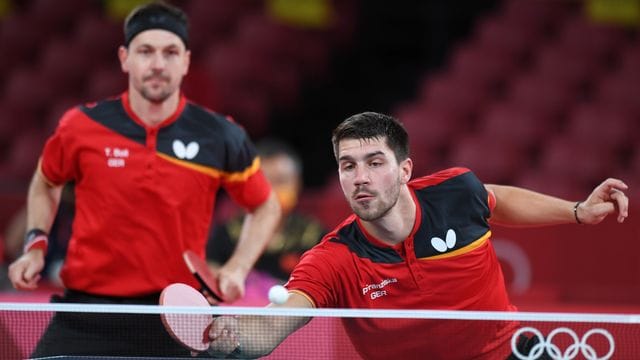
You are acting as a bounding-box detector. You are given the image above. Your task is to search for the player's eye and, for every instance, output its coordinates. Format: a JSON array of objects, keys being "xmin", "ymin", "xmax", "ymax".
[
  {"xmin": 165, "ymin": 49, "xmax": 179, "ymax": 57},
  {"xmin": 341, "ymin": 162, "xmax": 354, "ymax": 171}
]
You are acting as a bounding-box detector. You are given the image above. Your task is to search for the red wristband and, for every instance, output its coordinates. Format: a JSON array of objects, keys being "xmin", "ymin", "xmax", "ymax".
[{"xmin": 23, "ymin": 229, "xmax": 49, "ymax": 254}]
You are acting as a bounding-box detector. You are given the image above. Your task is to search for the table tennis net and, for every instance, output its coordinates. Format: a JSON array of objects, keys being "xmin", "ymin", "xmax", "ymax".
[{"xmin": 1, "ymin": 302, "xmax": 639, "ymax": 359}]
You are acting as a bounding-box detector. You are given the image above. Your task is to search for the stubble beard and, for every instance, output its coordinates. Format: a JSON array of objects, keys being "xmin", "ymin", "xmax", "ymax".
[
  {"xmin": 140, "ymin": 86, "xmax": 173, "ymax": 104},
  {"xmin": 352, "ymin": 184, "xmax": 400, "ymax": 222},
  {"xmin": 139, "ymin": 73, "xmax": 176, "ymax": 103}
]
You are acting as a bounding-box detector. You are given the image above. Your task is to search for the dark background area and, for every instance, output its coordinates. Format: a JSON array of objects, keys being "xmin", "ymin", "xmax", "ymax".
[{"xmin": 272, "ymin": 0, "xmax": 499, "ymax": 187}]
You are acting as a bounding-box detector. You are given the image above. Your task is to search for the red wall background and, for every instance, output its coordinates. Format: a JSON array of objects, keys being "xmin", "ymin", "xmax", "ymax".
[{"xmin": 492, "ymin": 205, "xmax": 640, "ymax": 311}]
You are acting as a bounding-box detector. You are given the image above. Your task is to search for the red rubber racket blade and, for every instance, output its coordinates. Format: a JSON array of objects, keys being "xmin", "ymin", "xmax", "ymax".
[
  {"xmin": 183, "ymin": 250, "xmax": 224, "ymax": 303},
  {"xmin": 159, "ymin": 283, "xmax": 212, "ymax": 352}
]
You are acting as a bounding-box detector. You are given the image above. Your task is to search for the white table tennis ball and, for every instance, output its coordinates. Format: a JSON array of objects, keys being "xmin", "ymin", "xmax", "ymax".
[{"xmin": 268, "ymin": 285, "xmax": 289, "ymax": 305}]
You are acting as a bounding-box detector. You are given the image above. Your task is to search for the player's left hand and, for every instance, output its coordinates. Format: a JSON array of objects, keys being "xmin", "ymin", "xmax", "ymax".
[
  {"xmin": 217, "ymin": 265, "xmax": 246, "ymax": 302},
  {"xmin": 577, "ymin": 178, "xmax": 629, "ymax": 224}
]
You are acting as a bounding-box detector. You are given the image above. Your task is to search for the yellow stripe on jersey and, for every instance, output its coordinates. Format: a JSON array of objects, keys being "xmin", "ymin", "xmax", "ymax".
[
  {"xmin": 419, "ymin": 230, "xmax": 492, "ymax": 261},
  {"xmin": 156, "ymin": 153, "xmax": 261, "ymax": 181}
]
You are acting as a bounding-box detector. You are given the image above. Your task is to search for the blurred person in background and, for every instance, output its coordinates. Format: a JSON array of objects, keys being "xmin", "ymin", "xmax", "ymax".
[
  {"xmin": 7, "ymin": 1, "xmax": 280, "ymax": 357},
  {"xmin": 207, "ymin": 112, "xmax": 629, "ymax": 360},
  {"xmin": 207, "ymin": 138, "xmax": 327, "ymax": 285}
]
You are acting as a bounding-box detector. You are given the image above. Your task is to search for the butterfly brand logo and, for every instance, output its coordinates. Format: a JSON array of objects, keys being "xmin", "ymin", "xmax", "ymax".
[
  {"xmin": 173, "ymin": 140, "xmax": 199, "ymax": 160},
  {"xmin": 430, "ymin": 229, "xmax": 456, "ymax": 253}
]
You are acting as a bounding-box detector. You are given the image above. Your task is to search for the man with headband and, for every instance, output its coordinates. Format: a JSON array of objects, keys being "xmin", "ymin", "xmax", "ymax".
[{"xmin": 8, "ymin": 1, "xmax": 281, "ymax": 357}]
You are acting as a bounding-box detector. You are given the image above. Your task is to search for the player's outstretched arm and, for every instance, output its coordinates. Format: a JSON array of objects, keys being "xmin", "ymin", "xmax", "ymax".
[
  {"xmin": 208, "ymin": 292, "xmax": 312, "ymax": 358},
  {"xmin": 486, "ymin": 178, "xmax": 628, "ymax": 227}
]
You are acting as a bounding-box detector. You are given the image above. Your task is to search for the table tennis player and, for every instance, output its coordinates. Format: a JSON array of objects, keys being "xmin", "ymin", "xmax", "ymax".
[
  {"xmin": 7, "ymin": 1, "xmax": 280, "ymax": 357},
  {"xmin": 208, "ymin": 112, "xmax": 629, "ymax": 360}
]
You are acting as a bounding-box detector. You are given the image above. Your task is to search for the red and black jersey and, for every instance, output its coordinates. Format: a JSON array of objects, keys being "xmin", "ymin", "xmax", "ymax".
[
  {"xmin": 40, "ymin": 92, "xmax": 271, "ymax": 296},
  {"xmin": 287, "ymin": 168, "xmax": 517, "ymax": 359}
]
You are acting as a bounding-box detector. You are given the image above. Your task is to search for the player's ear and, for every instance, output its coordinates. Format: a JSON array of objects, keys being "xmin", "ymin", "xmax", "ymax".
[
  {"xmin": 118, "ymin": 45, "xmax": 130, "ymax": 73},
  {"xmin": 182, "ymin": 49, "xmax": 191, "ymax": 76},
  {"xmin": 400, "ymin": 157, "xmax": 413, "ymax": 184}
]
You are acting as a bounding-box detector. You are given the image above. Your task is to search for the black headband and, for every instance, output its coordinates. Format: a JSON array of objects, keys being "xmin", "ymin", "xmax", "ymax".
[{"xmin": 124, "ymin": 12, "xmax": 188, "ymax": 48}]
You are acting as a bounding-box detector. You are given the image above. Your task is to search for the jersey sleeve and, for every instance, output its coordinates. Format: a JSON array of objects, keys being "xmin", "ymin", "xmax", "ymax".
[
  {"xmin": 219, "ymin": 130, "xmax": 272, "ymax": 211},
  {"xmin": 285, "ymin": 244, "xmax": 340, "ymax": 308},
  {"xmin": 460, "ymin": 169, "xmax": 492, "ymax": 221},
  {"xmin": 222, "ymin": 163, "xmax": 272, "ymax": 211},
  {"xmin": 40, "ymin": 108, "xmax": 79, "ymax": 185}
]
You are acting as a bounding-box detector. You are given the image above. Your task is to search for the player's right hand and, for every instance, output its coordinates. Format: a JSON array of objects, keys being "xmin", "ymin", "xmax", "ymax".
[
  {"xmin": 217, "ymin": 266, "xmax": 246, "ymax": 302},
  {"xmin": 8, "ymin": 249, "xmax": 45, "ymax": 290}
]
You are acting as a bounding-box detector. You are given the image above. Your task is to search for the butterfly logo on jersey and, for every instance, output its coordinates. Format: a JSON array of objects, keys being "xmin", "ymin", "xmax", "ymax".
[
  {"xmin": 172, "ymin": 140, "xmax": 199, "ymax": 160},
  {"xmin": 430, "ymin": 229, "xmax": 456, "ymax": 253}
]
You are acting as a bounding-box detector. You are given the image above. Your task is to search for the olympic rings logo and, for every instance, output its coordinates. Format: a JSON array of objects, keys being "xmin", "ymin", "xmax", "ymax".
[{"xmin": 511, "ymin": 326, "xmax": 615, "ymax": 360}]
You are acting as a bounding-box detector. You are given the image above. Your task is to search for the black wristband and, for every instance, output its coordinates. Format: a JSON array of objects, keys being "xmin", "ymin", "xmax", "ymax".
[
  {"xmin": 225, "ymin": 346, "xmax": 243, "ymax": 359},
  {"xmin": 573, "ymin": 201, "xmax": 583, "ymax": 225}
]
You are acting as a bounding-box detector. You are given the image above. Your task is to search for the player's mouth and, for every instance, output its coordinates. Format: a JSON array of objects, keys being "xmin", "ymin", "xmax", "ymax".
[
  {"xmin": 144, "ymin": 75, "xmax": 170, "ymax": 84},
  {"xmin": 353, "ymin": 191, "xmax": 375, "ymax": 201}
]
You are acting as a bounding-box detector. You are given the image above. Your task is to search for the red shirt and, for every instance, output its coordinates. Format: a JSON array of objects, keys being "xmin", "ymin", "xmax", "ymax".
[
  {"xmin": 40, "ymin": 93, "xmax": 271, "ymax": 296},
  {"xmin": 287, "ymin": 168, "xmax": 517, "ymax": 359}
]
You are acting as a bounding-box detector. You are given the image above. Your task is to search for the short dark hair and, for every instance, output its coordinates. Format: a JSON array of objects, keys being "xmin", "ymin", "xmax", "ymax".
[
  {"xmin": 124, "ymin": 1, "xmax": 189, "ymax": 48},
  {"xmin": 256, "ymin": 138, "xmax": 303, "ymax": 175},
  {"xmin": 331, "ymin": 112, "xmax": 410, "ymax": 163}
]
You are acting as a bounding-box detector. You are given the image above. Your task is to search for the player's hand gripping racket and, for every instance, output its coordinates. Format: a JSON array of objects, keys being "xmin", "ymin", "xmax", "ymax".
[
  {"xmin": 183, "ymin": 249, "xmax": 224, "ymax": 304},
  {"xmin": 159, "ymin": 283, "xmax": 212, "ymax": 353}
]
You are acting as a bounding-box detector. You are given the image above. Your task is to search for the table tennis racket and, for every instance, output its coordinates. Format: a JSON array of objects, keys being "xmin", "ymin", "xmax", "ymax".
[
  {"xmin": 183, "ymin": 249, "xmax": 224, "ymax": 304},
  {"xmin": 159, "ymin": 283, "xmax": 212, "ymax": 352}
]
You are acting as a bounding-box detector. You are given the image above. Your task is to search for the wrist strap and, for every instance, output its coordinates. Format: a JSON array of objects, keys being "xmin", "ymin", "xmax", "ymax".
[
  {"xmin": 573, "ymin": 201, "xmax": 583, "ymax": 225},
  {"xmin": 24, "ymin": 228, "xmax": 49, "ymax": 254}
]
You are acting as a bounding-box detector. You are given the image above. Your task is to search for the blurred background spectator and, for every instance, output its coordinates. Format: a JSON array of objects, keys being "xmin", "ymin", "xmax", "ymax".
[
  {"xmin": 207, "ymin": 138, "xmax": 327, "ymax": 283},
  {"xmin": 0, "ymin": 0, "xmax": 638, "ymax": 310}
]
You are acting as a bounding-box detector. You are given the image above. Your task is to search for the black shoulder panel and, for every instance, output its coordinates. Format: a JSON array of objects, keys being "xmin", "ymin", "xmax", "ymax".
[
  {"xmin": 79, "ymin": 99, "xmax": 146, "ymax": 145},
  {"xmin": 330, "ymin": 222, "xmax": 403, "ymax": 264}
]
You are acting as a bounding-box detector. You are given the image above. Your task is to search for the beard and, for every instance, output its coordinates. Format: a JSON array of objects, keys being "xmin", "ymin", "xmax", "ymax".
[
  {"xmin": 139, "ymin": 74, "xmax": 175, "ymax": 103},
  {"xmin": 350, "ymin": 182, "xmax": 401, "ymax": 222},
  {"xmin": 140, "ymin": 87, "xmax": 173, "ymax": 103}
]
